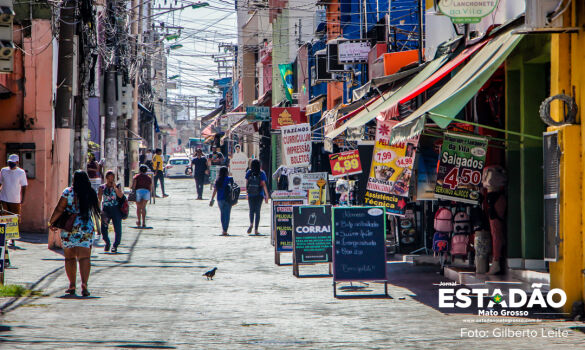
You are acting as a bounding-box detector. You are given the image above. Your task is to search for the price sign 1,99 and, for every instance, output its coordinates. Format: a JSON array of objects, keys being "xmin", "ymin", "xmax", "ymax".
[{"xmin": 329, "ymin": 150, "xmax": 363, "ymax": 177}]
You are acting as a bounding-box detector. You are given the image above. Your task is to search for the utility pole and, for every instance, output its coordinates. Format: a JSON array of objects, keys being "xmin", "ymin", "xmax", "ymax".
[
  {"xmin": 55, "ymin": 0, "xmax": 76, "ymax": 129},
  {"xmin": 105, "ymin": 0, "xmax": 119, "ymax": 174},
  {"xmin": 418, "ymin": 0, "xmax": 424, "ymax": 63},
  {"xmin": 129, "ymin": 0, "xmax": 142, "ymax": 176}
]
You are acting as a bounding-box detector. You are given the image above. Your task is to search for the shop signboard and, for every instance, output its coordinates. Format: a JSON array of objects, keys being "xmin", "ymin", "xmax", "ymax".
[
  {"xmin": 281, "ymin": 123, "xmax": 312, "ymax": 167},
  {"xmin": 438, "ymin": 0, "xmax": 499, "ymax": 24},
  {"xmin": 329, "ymin": 150, "xmax": 363, "ymax": 177},
  {"xmin": 364, "ymin": 120, "xmax": 419, "ymax": 216},
  {"xmin": 338, "ymin": 40, "xmax": 371, "ymax": 63},
  {"xmin": 0, "ymin": 215, "xmax": 19, "ymax": 240},
  {"xmin": 292, "ymin": 205, "xmax": 332, "ymax": 265},
  {"xmin": 229, "ymin": 151, "xmax": 249, "ymax": 195},
  {"xmin": 271, "ymin": 107, "xmax": 306, "ymax": 130},
  {"xmin": 434, "ymin": 132, "xmax": 488, "ymax": 204},
  {"xmin": 246, "ymin": 106, "xmax": 270, "ymax": 122},
  {"xmin": 288, "ymin": 172, "xmax": 328, "ymax": 204},
  {"xmin": 332, "ymin": 206, "xmax": 387, "ymax": 281},
  {"xmin": 306, "ymin": 99, "xmax": 323, "ymax": 115}
]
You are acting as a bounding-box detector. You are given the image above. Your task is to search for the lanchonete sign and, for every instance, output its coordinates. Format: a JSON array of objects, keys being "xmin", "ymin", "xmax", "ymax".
[{"xmin": 438, "ymin": 0, "xmax": 499, "ymax": 23}]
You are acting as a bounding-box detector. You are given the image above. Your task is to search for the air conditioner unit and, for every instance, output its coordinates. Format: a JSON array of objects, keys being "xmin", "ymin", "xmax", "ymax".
[
  {"xmin": 0, "ymin": 40, "xmax": 13, "ymax": 58},
  {"xmin": 0, "ymin": 6, "xmax": 14, "ymax": 25},
  {"xmin": 520, "ymin": 0, "xmax": 579, "ymax": 33}
]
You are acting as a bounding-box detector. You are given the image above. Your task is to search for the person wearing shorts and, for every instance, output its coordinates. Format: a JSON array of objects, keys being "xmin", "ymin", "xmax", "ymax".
[{"xmin": 132, "ymin": 165, "xmax": 152, "ymax": 228}]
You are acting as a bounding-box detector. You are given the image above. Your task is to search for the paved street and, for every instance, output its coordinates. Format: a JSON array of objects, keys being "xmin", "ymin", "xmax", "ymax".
[{"xmin": 0, "ymin": 178, "xmax": 583, "ymax": 349}]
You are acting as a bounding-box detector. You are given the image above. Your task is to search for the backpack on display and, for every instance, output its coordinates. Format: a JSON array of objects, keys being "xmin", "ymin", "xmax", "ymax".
[
  {"xmin": 432, "ymin": 232, "xmax": 450, "ymax": 253},
  {"xmin": 226, "ymin": 179, "xmax": 241, "ymax": 206},
  {"xmin": 453, "ymin": 211, "xmax": 471, "ymax": 234},
  {"xmin": 434, "ymin": 207, "xmax": 453, "ymax": 232},
  {"xmin": 450, "ymin": 234, "xmax": 470, "ymax": 256},
  {"xmin": 247, "ymin": 172, "xmax": 261, "ymax": 196}
]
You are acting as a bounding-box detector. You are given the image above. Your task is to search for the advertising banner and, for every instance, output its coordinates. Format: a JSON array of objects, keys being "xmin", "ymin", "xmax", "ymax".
[
  {"xmin": 435, "ymin": 132, "xmax": 488, "ymax": 204},
  {"xmin": 438, "ymin": 0, "xmax": 499, "ymax": 24},
  {"xmin": 364, "ymin": 120, "xmax": 419, "ymax": 216},
  {"xmin": 288, "ymin": 172, "xmax": 328, "ymax": 204},
  {"xmin": 329, "ymin": 150, "xmax": 363, "ymax": 177},
  {"xmin": 0, "ymin": 215, "xmax": 19, "ymax": 240},
  {"xmin": 229, "ymin": 151, "xmax": 249, "ymax": 195},
  {"xmin": 416, "ymin": 136, "xmax": 441, "ymax": 201},
  {"xmin": 274, "ymin": 205, "xmax": 294, "ymax": 252},
  {"xmin": 281, "ymin": 123, "xmax": 312, "ymax": 167}
]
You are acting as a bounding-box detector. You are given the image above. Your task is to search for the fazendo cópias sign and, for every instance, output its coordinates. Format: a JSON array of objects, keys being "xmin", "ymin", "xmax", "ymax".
[{"xmin": 438, "ymin": 0, "xmax": 499, "ymax": 24}]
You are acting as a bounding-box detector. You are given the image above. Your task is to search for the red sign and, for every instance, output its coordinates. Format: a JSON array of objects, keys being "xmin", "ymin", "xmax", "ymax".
[
  {"xmin": 271, "ymin": 107, "xmax": 306, "ymax": 130},
  {"xmin": 329, "ymin": 150, "xmax": 363, "ymax": 177}
]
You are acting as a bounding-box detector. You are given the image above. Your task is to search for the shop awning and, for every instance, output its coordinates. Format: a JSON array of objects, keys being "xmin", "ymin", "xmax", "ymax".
[
  {"xmin": 254, "ymin": 90, "xmax": 272, "ymax": 106},
  {"xmin": 390, "ymin": 30, "xmax": 524, "ymax": 144},
  {"xmin": 201, "ymin": 106, "xmax": 224, "ymax": 123},
  {"xmin": 379, "ymin": 39, "xmax": 488, "ymax": 120},
  {"xmin": 352, "ymin": 64, "xmax": 426, "ymax": 101},
  {"xmin": 325, "ymin": 53, "xmax": 451, "ymax": 139},
  {"xmin": 221, "ymin": 115, "xmax": 249, "ymax": 142}
]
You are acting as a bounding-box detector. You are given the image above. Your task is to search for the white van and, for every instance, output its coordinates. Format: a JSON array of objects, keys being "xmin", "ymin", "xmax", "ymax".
[{"xmin": 165, "ymin": 156, "xmax": 192, "ymax": 177}]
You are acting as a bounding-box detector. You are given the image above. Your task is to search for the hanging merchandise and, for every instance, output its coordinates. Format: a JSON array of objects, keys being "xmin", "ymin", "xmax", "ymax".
[
  {"xmin": 434, "ymin": 133, "xmax": 488, "ymax": 204},
  {"xmin": 364, "ymin": 120, "xmax": 420, "ymax": 216}
]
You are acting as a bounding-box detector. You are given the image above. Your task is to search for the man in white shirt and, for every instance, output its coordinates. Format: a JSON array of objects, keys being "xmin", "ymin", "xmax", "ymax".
[
  {"xmin": 0, "ymin": 154, "xmax": 27, "ymax": 262},
  {"xmin": 0, "ymin": 154, "xmax": 27, "ymax": 219}
]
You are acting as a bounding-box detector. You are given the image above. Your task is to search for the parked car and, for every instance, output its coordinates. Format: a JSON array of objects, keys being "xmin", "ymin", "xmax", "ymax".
[{"xmin": 165, "ymin": 156, "xmax": 192, "ymax": 177}]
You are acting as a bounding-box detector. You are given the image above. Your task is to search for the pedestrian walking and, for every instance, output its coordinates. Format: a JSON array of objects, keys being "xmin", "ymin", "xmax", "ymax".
[
  {"xmin": 98, "ymin": 170, "xmax": 124, "ymax": 253},
  {"xmin": 152, "ymin": 148, "xmax": 168, "ymax": 197},
  {"xmin": 209, "ymin": 166, "xmax": 233, "ymax": 236},
  {"xmin": 87, "ymin": 153, "xmax": 102, "ymax": 192},
  {"xmin": 132, "ymin": 165, "xmax": 152, "ymax": 228},
  {"xmin": 48, "ymin": 170, "xmax": 100, "ymax": 297},
  {"xmin": 0, "ymin": 154, "xmax": 28, "ymax": 263},
  {"xmin": 145, "ymin": 149, "xmax": 154, "ymax": 171},
  {"xmin": 245, "ymin": 159, "xmax": 269, "ymax": 235},
  {"xmin": 191, "ymin": 149, "xmax": 208, "ymax": 200}
]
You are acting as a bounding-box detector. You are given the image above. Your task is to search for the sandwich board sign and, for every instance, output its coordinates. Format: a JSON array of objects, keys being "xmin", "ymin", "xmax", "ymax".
[{"xmin": 292, "ymin": 205, "xmax": 332, "ymax": 277}]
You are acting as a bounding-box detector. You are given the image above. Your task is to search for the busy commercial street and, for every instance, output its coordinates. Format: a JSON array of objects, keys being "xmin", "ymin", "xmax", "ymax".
[{"xmin": 0, "ymin": 179, "xmax": 583, "ymax": 349}]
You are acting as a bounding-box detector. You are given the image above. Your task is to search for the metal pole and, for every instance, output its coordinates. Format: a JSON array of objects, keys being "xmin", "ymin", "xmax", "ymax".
[
  {"xmin": 105, "ymin": 0, "xmax": 119, "ymax": 173},
  {"xmin": 55, "ymin": 0, "xmax": 76, "ymax": 129},
  {"xmin": 418, "ymin": 0, "xmax": 424, "ymax": 63},
  {"xmin": 129, "ymin": 0, "xmax": 141, "ymax": 177}
]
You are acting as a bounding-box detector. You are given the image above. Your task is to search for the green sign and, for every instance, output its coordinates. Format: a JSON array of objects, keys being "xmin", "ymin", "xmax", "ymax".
[
  {"xmin": 246, "ymin": 106, "xmax": 270, "ymax": 122},
  {"xmin": 434, "ymin": 133, "xmax": 488, "ymax": 204},
  {"xmin": 438, "ymin": 0, "xmax": 499, "ymax": 24}
]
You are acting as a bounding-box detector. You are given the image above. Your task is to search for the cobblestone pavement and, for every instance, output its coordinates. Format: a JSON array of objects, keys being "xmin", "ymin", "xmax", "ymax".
[{"xmin": 0, "ymin": 178, "xmax": 583, "ymax": 349}]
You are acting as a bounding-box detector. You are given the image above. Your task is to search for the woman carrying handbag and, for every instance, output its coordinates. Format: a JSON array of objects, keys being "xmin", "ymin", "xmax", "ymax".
[
  {"xmin": 49, "ymin": 170, "xmax": 101, "ymax": 297},
  {"xmin": 98, "ymin": 170, "xmax": 124, "ymax": 253}
]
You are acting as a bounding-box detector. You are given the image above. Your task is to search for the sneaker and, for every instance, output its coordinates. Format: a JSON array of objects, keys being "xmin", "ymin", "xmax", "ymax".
[
  {"xmin": 104, "ymin": 244, "xmax": 111, "ymax": 252},
  {"xmin": 111, "ymin": 247, "xmax": 118, "ymax": 253},
  {"xmin": 163, "ymin": 194, "xmax": 169, "ymax": 197}
]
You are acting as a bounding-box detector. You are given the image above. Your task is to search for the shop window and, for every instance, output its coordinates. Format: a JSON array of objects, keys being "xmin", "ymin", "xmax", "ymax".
[
  {"xmin": 6, "ymin": 143, "xmax": 36, "ymax": 179},
  {"xmin": 543, "ymin": 131, "xmax": 560, "ymax": 262}
]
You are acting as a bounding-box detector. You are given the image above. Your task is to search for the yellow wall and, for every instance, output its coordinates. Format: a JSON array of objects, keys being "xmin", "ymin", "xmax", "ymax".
[{"xmin": 549, "ymin": 3, "xmax": 585, "ymax": 313}]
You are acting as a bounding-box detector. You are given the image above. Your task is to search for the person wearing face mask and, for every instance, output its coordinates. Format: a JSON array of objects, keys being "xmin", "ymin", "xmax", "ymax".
[{"xmin": 0, "ymin": 154, "xmax": 28, "ymax": 264}]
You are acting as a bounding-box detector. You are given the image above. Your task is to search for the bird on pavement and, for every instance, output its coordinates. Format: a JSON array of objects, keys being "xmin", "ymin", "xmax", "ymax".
[{"xmin": 203, "ymin": 267, "xmax": 218, "ymax": 280}]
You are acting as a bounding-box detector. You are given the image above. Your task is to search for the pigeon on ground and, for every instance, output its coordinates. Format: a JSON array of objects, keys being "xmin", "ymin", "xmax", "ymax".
[{"xmin": 203, "ymin": 267, "xmax": 218, "ymax": 280}]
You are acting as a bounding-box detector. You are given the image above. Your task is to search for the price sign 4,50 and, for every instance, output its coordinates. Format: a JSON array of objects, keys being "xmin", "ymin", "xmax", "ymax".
[{"xmin": 443, "ymin": 167, "xmax": 482, "ymax": 189}]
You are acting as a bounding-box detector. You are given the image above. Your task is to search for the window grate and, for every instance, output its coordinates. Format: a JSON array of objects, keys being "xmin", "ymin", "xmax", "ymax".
[{"xmin": 543, "ymin": 131, "xmax": 560, "ymax": 262}]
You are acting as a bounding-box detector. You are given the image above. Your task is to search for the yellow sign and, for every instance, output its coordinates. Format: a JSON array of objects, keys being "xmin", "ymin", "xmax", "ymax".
[
  {"xmin": 278, "ymin": 109, "xmax": 294, "ymax": 126},
  {"xmin": 0, "ymin": 215, "xmax": 19, "ymax": 240}
]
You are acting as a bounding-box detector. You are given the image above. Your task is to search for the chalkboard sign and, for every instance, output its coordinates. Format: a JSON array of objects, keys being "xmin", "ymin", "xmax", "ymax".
[
  {"xmin": 332, "ymin": 207, "xmax": 387, "ymax": 281},
  {"xmin": 272, "ymin": 199, "xmax": 305, "ymax": 247},
  {"xmin": 275, "ymin": 205, "xmax": 294, "ymax": 252},
  {"xmin": 293, "ymin": 205, "xmax": 332, "ymax": 264},
  {"xmin": 0, "ymin": 223, "xmax": 6, "ymax": 274}
]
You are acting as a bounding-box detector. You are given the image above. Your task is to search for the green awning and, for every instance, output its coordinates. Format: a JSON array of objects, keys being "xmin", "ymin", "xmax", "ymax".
[
  {"xmin": 389, "ymin": 30, "xmax": 524, "ymax": 144},
  {"xmin": 325, "ymin": 53, "xmax": 451, "ymax": 140}
]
